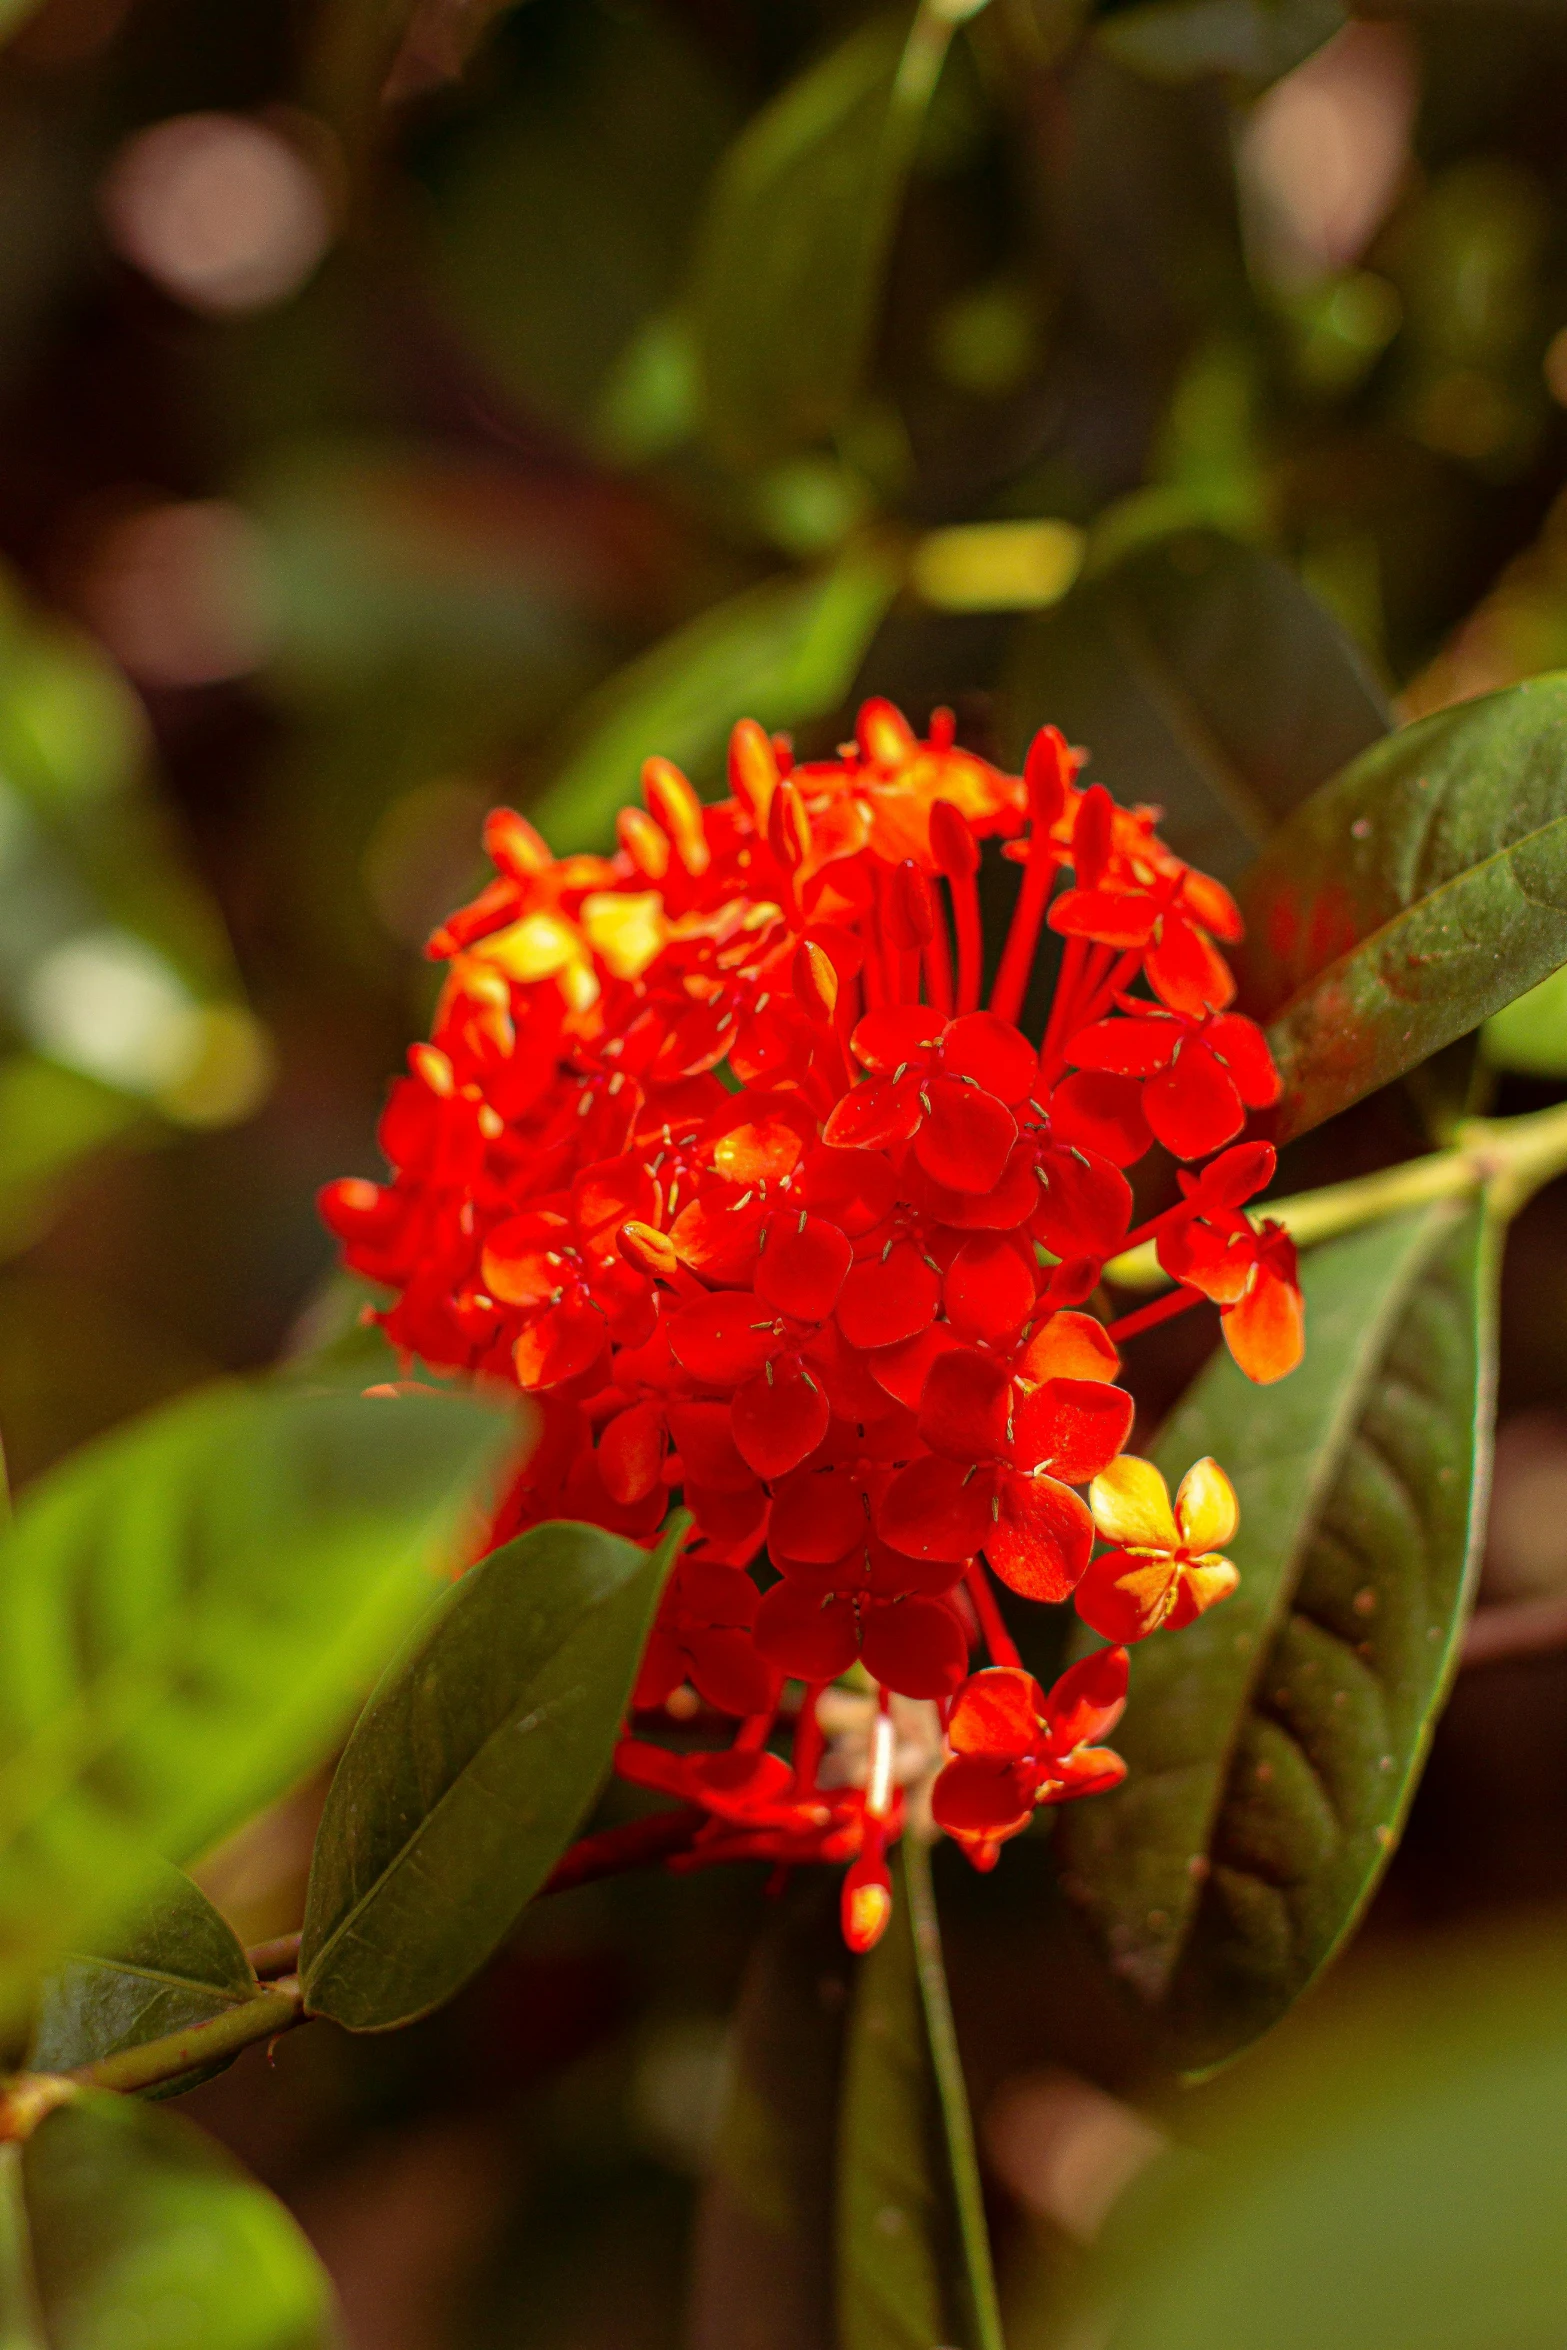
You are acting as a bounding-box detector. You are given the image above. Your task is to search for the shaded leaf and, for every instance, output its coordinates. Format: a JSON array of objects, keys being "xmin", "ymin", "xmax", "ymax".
[
  {"xmin": 1093, "ymin": 0, "xmax": 1346, "ymax": 84},
  {"xmin": 22, "ymin": 2093, "xmax": 336, "ymax": 2347},
  {"xmin": 28, "ymin": 1861, "xmax": 255, "ymax": 2097},
  {"xmin": 1059, "ymin": 1203, "xmax": 1496, "ymax": 2073},
  {"xmin": 0, "ymin": 1384, "xmax": 508, "ymax": 2030},
  {"xmin": 0, "ymin": 1059, "xmax": 140, "ymax": 1265},
  {"xmin": 999, "ymin": 529, "xmax": 1390, "ymax": 885},
  {"xmin": 837, "ymin": 1840, "xmax": 1002, "ymax": 2350},
  {"xmin": 1236, "ymin": 674, "xmax": 1567, "ymax": 1142},
  {"xmin": 1482, "ymin": 957, "xmax": 1567, "ymax": 1077},
  {"xmin": 688, "ymin": 1876, "xmax": 850, "ymax": 2350},
  {"xmin": 530, "ymin": 548, "xmax": 902, "ymax": 852},
  {"xmin": 301, "ymin": 1514, "xmax": 684, "ymax": 2031},
  {"xmin": 691, "ymin": 7, "xmax": 964, "ymax": 471}
]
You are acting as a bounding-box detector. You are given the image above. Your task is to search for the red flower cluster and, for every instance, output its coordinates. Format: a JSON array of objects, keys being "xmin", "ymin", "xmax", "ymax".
[{"xmin": 323, "ymin": 700, "xmax": 1302, "ymax": 1948}]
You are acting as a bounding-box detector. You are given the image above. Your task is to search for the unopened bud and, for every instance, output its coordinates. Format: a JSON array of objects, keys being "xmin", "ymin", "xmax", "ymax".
[
  {"xmin": 767, "ymin": 778, "xmax": 812, "ymax": 872},
  {"xmin": 929, "ymin": 797, "xmax": 979, "ymax": 881},
  {"xmin": 1024, "ymin": 725, "xmax": 1071, "ymax": 832},
  {"xmin": 856, "ymin": 696, "xmax": 916, "ymax": 769},
  {"xmin": 642, "ymin": 757, "xmax": 711, "ymax": 876},
  {"xmin": 841, "ymin": 1852, "xmax": 893, "ymax": 1953},
  {"xmin": 409, "ymin": 1042, "xmax": 454, "ymax": 1096},
  {"xmin": 617, "ymin": 1219, "xmax": 678, "ymax": 1281},
  {"xmin": 728, "ymin": 718, "xmax": 779, "ymax": 827},
  {"xmin": 888, "ymin": 859, "xmax": 935, "ymax": 949},
  {"xmin": 793, "ymin": 938, "xmax": 839, "ymax": 1024},
  {"xmin": 1071, "ymin": 780, "xmax": 1115, "ymax": 888},
  {"xmin": 929, "ymin": 705, "xmax": 956, "ymax": 750},
  {"xmin": 483, "ymin": 807, "xmax": 551, "ymax": 882},
  {"xmin": 616, "ymin": 805, "xmax": 671, "ymax": 882}
]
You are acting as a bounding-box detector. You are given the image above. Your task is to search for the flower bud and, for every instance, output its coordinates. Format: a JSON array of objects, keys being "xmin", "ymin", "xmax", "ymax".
[
  {"xmin": 483, "ymin": 807, "xmax": 551, "ymax": 882},
  {"xmin": 617, "ymin": 805, "xmax": 671, "ymax": 882},
  {"xmin": 642, "ymin": 757, "xmax": 711, "ymax": 876},
  {"xmin": 888, "ymin": 859, "xmax": 935, "ymax": 950},
  {"xmin": 618, "ymin": 1219, "xmax": 678, "ymax": 1281},
  {"xmin": 767, "ymin": 778, "xmax": 812, "ymax": 872},
  {"xmin": 856, "ymin": 696, "xmax": 915, "ymax": 769},
  {"xmin": 793, "ymin": 939, "xmax": 839, "ymax": 1025},
  {"xmin": 929, "ymin": 797, "xmax": 979, "ymax": 881},
  {"xmin": 841, "ymin": 1851, "xmax": 893, "ymax": 1952},
  {"xmin": 1024, "ymin": 724, "xmax": 1071, "ymax": 832},
  {"xmin": 728, "ymin": 718, "xmax": 779, "ymax": 827}
]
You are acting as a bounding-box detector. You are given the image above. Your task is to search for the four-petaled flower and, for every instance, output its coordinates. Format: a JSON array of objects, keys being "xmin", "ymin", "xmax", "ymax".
[
  {"xmin": 1156, "ymin": 1143, "xmax": 1304, "ymax": 1384},
  {"xmin": 931, "ymin": 1649, "xmax": 1130, "ymax": 1866},
  {"xmin": 1077, "ymin": 1454, "xmax": 1240, "ymax": 1642}
]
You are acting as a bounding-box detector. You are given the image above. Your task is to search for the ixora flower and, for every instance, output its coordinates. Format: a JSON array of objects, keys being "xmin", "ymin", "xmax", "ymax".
[{"xmin": 321, "ymin": 699, "xmax": 1302, "ymax": 1950}]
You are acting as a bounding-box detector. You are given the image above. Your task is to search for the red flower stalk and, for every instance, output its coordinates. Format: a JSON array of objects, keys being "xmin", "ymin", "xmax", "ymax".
[{"xmin": 322, "ymin": 699, "xmax": 1298, "ymax": 1948}]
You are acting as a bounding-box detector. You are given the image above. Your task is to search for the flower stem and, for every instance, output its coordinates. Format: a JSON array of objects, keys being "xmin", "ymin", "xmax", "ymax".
[{"xmin": 1104, "ymin": 1097, "xmax": 1567, "ymax": 1292}]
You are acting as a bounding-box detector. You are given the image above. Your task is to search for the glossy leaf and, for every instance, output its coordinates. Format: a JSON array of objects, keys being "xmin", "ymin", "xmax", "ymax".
[
  {"xmin": 301, "ymin": 1514, "xmax": 684, "ymax": 2031},
  {"xmin": 0, "ymin": 1384, "xmax": 507, "ymax": 2030},
  {"xmin": 837, "ymin": 1840, "xmax": 1002, "ymax": 2350},
  {"xmin": 691, "ymin": 6, "xmax": 963, "ymax": 471},
  {"xmin": 1059, "ymin": 1203, "xmax": 1496, "ymax": 2073},
  {"xmin": 1093, "ymin": 0, "xmax": 1346, "ymax": 84},
  {"xmin": 1000, "ymin": 529, "xmax": 1390, "ymax": 885},
  {"xmin": 28, "ymin": 1861, "xmax": 255, "ymax": 2096},
  {"xmin": 1236, "ymin": 674, "xmax": 1567, "ymax": 1142},
  {"xmin": 530, "ymin": 548, "xmax": 901, "ymax": 852},
  {"xmin": 688, "ymin": 1877, "xmax": 850, "ymax": 2350},
  {"xmin": 21, "ymin": 2092, "xmax": 335, "ymax": 2347}
]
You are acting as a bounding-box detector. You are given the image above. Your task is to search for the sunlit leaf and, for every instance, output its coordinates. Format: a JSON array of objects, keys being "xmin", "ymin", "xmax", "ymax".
[
  {"xmin": 21, "ymin": 2093, "xmax": 336, "ymax": 2347},
  {"xmin": 28, "ymin": 1860, "xmax": 256, "ymax": 2097},
  {"xmin": 1000, "ymin": 529, "xmax": 1390, "ymax": 884},
  {"xmin": 1482, "ymin": 957, "xmax": 1567, "ymax": 1077},
  {"xmin": 529, "ymin": 547, "xmax": 902, "ymax": 852},
  {"xmin": 1237, "ymin": 674, "xmax": 1567, "ymax": 1141},
  {"xmin": 1058, "ymin": 1203, "xmax": 1496, "ymax": 2073},
  {"xmin": 1093, "ymin": 0, "xmax": 1346, "ymax": 84},
  {"xmin": 837, "ymin": 1840, "xmax": 1002, "ymax": 2350},
  {"xmin": 688, "ymin": 1876, "xmax": 850, "ymax": 2350},
  {"xmin": 301, "ymin": 1514, "xmax": 683, "ymax": 2031},
  {"xmin": 691, "ymin": 6, "xmax": 971, "ymax": 471},
  {"xmin": 0, "ymin": 1384, "xmax": 509, "ymax": 2030}
]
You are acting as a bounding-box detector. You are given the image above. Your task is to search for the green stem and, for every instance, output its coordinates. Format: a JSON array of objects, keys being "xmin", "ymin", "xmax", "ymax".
[
  {"xmin": 5, "ymin": 1978, "xmax": 308, "ymax": 2117},
  {"xmin": 1105, "ymin": 1097, "xmax": 1567, "ymax": 1292}
]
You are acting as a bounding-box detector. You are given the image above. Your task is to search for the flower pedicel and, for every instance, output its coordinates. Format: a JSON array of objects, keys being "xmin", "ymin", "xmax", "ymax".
[{"xmin": 322, "ymin": 700, "xmax": 1304, "ymax": 1949}]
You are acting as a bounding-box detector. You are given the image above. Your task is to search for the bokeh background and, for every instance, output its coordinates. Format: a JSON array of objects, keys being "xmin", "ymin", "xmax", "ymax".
[{"xmin": 6, "ymin": 0, "xmax": 1567, "ymax": 2341}]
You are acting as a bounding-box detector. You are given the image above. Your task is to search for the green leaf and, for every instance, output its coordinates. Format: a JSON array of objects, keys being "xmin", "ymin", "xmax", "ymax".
[
  {"xmin": 1093, "ymin": 0, "xmax": 1346, "ymax": 84},
  {"xmin": 837, "ymin": 1840, "xmax": 1002, "ymax": 2350},
  {"xmin": 0, "ymin": 1060, "xmax": 141, "ymax": 1265},
  {"xmin": 0, "ymin": 1383, "xmax": 507, "ymax": 2031},
  {"xmin": 689, "ymin": 1877, "xmax": 851, "ymax": 2350},
  {"xmin": 28, "ymin": 1861, "xmax": 255, "ymax": 2097},
  {"xmin": 999, "ymin": 530, "xmax": 1390, "ymax": 885},
  {"xmin": 691, "ymin": 6, "xmax": 966, "ymax": 471},
  {"xmin": 21, "ymin": 2093, "xmax": 336, "ymax": 2348},
  {"xmin": 300, "ymin": 1514, "xmax": 684, "ymax": 2031},
  {"xmin": 1058, "ymin": 1202, "xmax": 1497, "ymax": 2074},
  {"xmin": 1236, "ymin": 674, "xmax": 1567, "ymax": 1143},
  {"xmin": 1483, "ymin": 958, "xmax": 1567, "ymax": 1076},
  {"xmin": 529, "ymin": 548, "xmax": 902, "ymax": 853}
]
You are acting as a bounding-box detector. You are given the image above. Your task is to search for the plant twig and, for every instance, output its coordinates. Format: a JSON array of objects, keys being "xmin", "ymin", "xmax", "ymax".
[{"xmin": 246, "ymin": 1931, "xmax": 303, "ymax": 1980}]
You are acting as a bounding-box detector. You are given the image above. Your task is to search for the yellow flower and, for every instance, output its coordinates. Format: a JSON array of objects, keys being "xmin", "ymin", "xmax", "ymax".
[{"xmin": 1076, "ymin": 1455, "xmax": 1239, "ymax": 1643}]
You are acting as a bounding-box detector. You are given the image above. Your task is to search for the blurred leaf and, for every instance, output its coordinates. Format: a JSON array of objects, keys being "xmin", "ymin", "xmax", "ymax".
[
  {"xmin": 1093, "ymin": 0, "xmax": 1345, "ymax": 83},
  {"xmin": 837, "ymin": 1840, "xmax": 1002, "ymax": 2350},
  {"xmin": 21, "ymin": 2093, "xmax": 336, "ymax": 2347},
  {"xmin": 999, "ymin": 530, "xmax": 1390, "ymax": 885},
  {"xmin": 28, "ymin": 1860, "xmax": 255, "ymax": 2097},
  {"xmin": 301, "ymin": 1514, "xmax": 683, "ymax": 2032},
  {"xmin": 1483, "ymin": 958, "xmax": 1567, "ymax": 1076},
  {"xmin": 530, "ymin": 546, "xmax": 903, "ymax": 851},
  {"xmin": 0, "ymin": 1384, "xmax": 508, "ymax": 2030},
  {"xmin": 688, "ymin": 1876, "xmax": 851, "ymax": 2350},
  {"xmin": 691, "ymin": 6, "xmax": 969, "ymax": 471},
  {"xmin": 427, "ymin": 4, "xmax": 733, "ymax": 439},
  {"xmin": 1072, "ymin": 1928, "xmax": 1567, "ymax": 2350},
  {"xmin": 0, "ymin": 1060, "xmax": 141, "ymax": 1264},
  {"xmin": 1059, "ymin": 1203, "xmax": 1495, "ymax": 2074},
  {"xmin": 1237, "ymin": 674, "xmax": 1567, "ymax": 1142}
]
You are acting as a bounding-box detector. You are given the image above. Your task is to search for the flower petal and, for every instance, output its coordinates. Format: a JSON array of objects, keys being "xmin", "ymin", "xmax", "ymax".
[
  {"xmin": 668, "ymin": 1291, "xmax": 781, "ymax": 1384},
  {"xmin": 1173, "ymin": 1454, "xmax": 1238, "ymax": 1552},
  {"xmin": 1049, "ymin": 1070, "xmax": 1152, "ymax": 1166},
  {"xmin": 755, "ymin": 1213, "xmax": 853, "ymax": 1322},
  {"xmin": 754, "ymin": 1581, "xmax": 860, "ymax": 1680},
  {"xmin": 731, "ymin": 1359, "xmax": 831, "ymax": 1480},
  {"xmin": 861, "ymin": 1595, "xmax": 969, "ymax": 1698},
  {"xmin": 513, "ymin": 1297, "xmax": 608, "ymax": 1390},
  {"xmin": 1144, "ymin": 1043, "xmax": 1243, "ymax": 1160},
  {"xmin": 1018, "ymin": 1311, "xmax": 1121, "ymax": 1386},
  {"xmin": 915, "ymin": 1076, "xmax": 1016, "ymax": 1193},
  {"xmin": 931, "ymin": 1754, "xmax": 1035, "ymax": 1840},
  {"xmin": 986, "ymin": 1472, "xmax": 1094, "ymax": 1601},
  {"xmin": 946, "ymin": 1664, "xmax": 1044, "ymax": 1759},
  {"xmin": 1223, "ymin": 1260, "xmax": 1304, "ymax": 1385},
  {"xmin": 940, "ymin": 1012, "xmax": 1039, "ymax": 1105},
  {"xmin": 1040, "ymin": 1644, "xmax": 1128, "ymax": 1751},
  {"xmin": 1088, "ymin": 1454, "xmax": 1179, "ymax": 1550},
  {"xmin": 879, "ymin": 1453, "xmax": 994, "ymax": 1562},
  {"xmin": 1012, "ymin": 1378, "xmax": 1134, "ymax": 1482},
  {"xmin": 918, "ymin": 1346, "xmax": 1012, "ymax": 1464},
  {"xmin": 1166, "ymin": 1555, "xmax": 1240, "ymax": 1629},
  {"xmin": 837, "ymin": 1242, "xmax": 941, "ymax": 1350},
  {"xmin": 768, "ymin": 1464, "xmax": 868, "ymax": 1565},
  {"xmin": 1073, "ymin": 1548, "xmax": 1174, "ymax": 1643},
  {"xmin": 944, "ymin": 1234, "xmax": 1036, "ymax": 1341}
]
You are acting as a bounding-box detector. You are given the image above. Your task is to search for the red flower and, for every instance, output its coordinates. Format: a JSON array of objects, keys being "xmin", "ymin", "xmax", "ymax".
[
  {"xmin": 931, "ymin": 1649, "xmax": 1129, "ymax": 1864},
  {"xmin": 1157, "ymin": 1143, "xmax": 1304, "ymax": 1383},
  {"xmin": 823, "ymin": 1007, "xmax": 1039, "ymax": 1193},
  {"xmin": 634, "ymin": 1556, "xmax": 779, "ymax": 1716},
  {"xmin": 755, "ymin": 1531, "xmax": 969, "ymax": 1699},
  {"xmin": 1066, "ymin": 1001, "xmax": 1280, "ymax": 1160}
]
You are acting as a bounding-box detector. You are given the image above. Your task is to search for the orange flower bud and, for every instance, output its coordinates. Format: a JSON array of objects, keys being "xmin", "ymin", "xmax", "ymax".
[
  {"xmin": 728, "ymin": 717, "xmax": 779, "ymax": 827},
  {"xmin": 888, "ymin": 858, "xmax": 935, "ymax": 950},
  {"xmin": 618, "ymin": 1219, "xmax": 678, "ymax": 1282},
  {"xmin": 1024, "ymin": 725, "xmax": 1071, "ymax": 831},
  {"xmin": 642, "ymin": 757, "xmax": 710, "ymax": 876},
  {"xmin": 929, "ymin": 796, "xmax": 979, "ymax": 881},
  {"xmin": 483, "ymin": 807, "xmax": 551, "ymax": 882},
  {"xmin": 793, "ymin": 938, "xmax": 839, "ymax": 1024},
  {"xmin": 856, "ymin": 696, "xmax": 916, "ymax": 769},
  {"xmin": 617, "ymin": 805, "xmax": 671, "ymax": 882},
  {"xmin": 841, "ymin": 1851, "xmax": 893, "ymax": 1952},
  {"xmin": 767, "ymin": 778, "xmax": 812, "ymax": 872}
]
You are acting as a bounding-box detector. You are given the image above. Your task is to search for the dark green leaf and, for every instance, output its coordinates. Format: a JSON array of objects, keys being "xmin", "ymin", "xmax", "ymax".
[
  {"xmin": 22, "ymin": 2093, "xmax": 336, "ymax": 2347},
  {"xmin": 529, "ymin": 550, "xmax": 901, "ymax": 853},
  {"xmin": 300, "ymin": 1514, "xmax": 684, "ymax": 2031},
  {"xmin": 1058, "ymin": 1203, "xmax": 1496, "ymax": 2073},
  {"xmin": 837, "ymin": 1840, "xmax": 1002, "ymax": 2350},
  {"xmin": 688, "ymin": 1877, "xmax": 851, "ymax": 2350},
  {"xmin": 1236, "ymin": 674, "xmax": 1567, "ymax": 1142},
  {"xmin": 0, "ymin": 1384, "xmax": 508, "ymax": 2030},
  {"xmin": 691, "ymin": 7, "xmax": 962, "ymax": 471},
  {"xmin": 28, "ymin": 1861, "xmax": 255, "ymax": 2097},
  {"xmin": 1093, "ymin": 0, "xmax": 1346, "ymax": 84},
  {"xmin": 998, "ymin": 530, "xmax": 1390, "ymax": 885}
]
